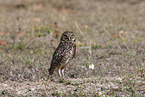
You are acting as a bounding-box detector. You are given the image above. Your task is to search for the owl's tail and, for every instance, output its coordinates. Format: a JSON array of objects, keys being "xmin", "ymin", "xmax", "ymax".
[{"xmin": 48, "ymin": 65, "xmax": 56, "ymax": 75}]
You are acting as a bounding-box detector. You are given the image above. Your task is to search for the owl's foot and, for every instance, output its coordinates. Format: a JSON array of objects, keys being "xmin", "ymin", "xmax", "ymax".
[{"xmin": 59, "ymin": 78, "xmax": 65, "ymax": 83}]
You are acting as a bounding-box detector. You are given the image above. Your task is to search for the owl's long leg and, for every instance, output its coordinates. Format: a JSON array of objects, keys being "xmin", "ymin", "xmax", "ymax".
[
  {"xmin": 62, "ymin": 69, "xmax": 65, "ymax": 78},
  {"xmin": 58, "ymin": 68, "xmax": 62, "ymax": 79}
]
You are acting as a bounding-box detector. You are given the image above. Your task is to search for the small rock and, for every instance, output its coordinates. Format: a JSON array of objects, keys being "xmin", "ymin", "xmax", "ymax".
[{"xmin": 89, "ymin": 64, "xmax": 94, "ymax": 69}]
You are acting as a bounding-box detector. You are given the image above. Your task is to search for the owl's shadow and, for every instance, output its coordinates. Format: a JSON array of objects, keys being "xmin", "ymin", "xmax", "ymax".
[
  {"xmin": 48, "ymin": 73, "xmax": 66, "ymax": 83},
  {"xmin": 49, "ymin": 76, "xmax": 67, "ymax": 83},
  {"xmin": 48, "ymin": 71, "xmax": 76, "ymax": 83}
]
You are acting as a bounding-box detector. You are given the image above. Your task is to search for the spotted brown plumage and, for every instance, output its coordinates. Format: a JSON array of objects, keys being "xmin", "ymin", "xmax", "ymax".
[{"xmin": 49, "ymin": 31, "xmax": 76, "ymax": 79}]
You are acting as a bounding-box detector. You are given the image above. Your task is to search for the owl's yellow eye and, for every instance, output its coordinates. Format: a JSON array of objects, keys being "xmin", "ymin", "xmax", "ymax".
[{"xmin": 69, "ymin": 35, "xmax": 75, "ymax": 42}]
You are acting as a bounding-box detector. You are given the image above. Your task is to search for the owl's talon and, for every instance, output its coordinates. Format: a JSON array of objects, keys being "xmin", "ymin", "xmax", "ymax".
[{"xmin": 59, "ymin": 79, "xmax": 65, "ymax": 83}]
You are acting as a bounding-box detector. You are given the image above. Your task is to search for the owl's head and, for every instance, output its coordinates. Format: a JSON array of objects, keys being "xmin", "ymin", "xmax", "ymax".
[{"xmin": 60, "ymin": 31, "xmax": 76, "ymax": 42}]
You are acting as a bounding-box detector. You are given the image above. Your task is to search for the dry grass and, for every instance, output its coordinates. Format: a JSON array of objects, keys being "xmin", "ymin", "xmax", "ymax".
[{"xmin": 0, "ymin": 0, "xmax": 145, "ymax": 96}]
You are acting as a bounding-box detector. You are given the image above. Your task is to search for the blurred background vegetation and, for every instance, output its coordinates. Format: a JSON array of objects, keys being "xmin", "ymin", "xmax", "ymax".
[{"xmin": 0, "ymin": 0, "xmax": 145, "ymax": 96}]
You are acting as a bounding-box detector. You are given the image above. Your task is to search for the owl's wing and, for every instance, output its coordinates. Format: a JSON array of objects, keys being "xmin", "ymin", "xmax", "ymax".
[{"xmin": 51, "ymin": 42, "xmax": 68, "ymax": 64}]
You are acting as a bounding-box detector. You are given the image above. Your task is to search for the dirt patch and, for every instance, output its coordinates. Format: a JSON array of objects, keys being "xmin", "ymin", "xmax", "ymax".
[{"xmin": 1, "ymin": 76, "xmax": 144, "ymax": 96}]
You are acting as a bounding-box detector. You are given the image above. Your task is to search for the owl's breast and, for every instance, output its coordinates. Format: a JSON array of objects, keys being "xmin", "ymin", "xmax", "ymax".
[{"xmin": 60, "ymin": 42, "xmax": 75, "ymax": 65}]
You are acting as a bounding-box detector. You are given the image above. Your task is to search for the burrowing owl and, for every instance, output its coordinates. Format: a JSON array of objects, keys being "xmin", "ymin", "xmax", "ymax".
[{"xmin": 49, "ymin": 31, "xmax": 76, "ymax": 79}]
